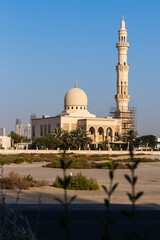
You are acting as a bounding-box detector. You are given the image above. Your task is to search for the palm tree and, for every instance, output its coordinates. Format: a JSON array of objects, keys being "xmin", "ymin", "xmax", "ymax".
[
  {"xmin": 123, "ymin": 129, "xmax": 138, "ymax": 151},
  {"xmin": 99, "ymin": 140, "xmax": 108, "ymax": 150},
  {"xmin": 70, "ymin": 127, "xmax": 92, "ymax": 149},
  {"xmin": 61, "ymin": 131, "xmax": 72, "ymax": 149},
  {"xmin": 50, "ymin": 127, "xmax": 66, "ymax": 140}
]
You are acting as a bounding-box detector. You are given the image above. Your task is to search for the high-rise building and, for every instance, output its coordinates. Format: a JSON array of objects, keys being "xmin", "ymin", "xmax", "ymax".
[
  {"xmin": 15, "ymin": 118, "xmax": 24, "ymax": 136},
  {"xmin": 0, "ymin": 128, "xmax": 6, "ymax": 136},
  {"xmin": 30, "ymin": 113, "xmax": 37, "ymax": 122},
  {"xmin": 24, "ymin": 124, "xmax": 31, "ymax": 139},
  {"xmin": 16, "ymin": 118, "xmax": 21, "ymax": 125}
]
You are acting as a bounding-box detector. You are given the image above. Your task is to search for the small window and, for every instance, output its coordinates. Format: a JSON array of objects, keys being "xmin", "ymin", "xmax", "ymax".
[
  {"xmin": 40, "ymin": 125, "xmax": 43, "ymax": 136},
  {"xmin": 68, "ymin": 107, "xmax": 69, "ymax": 109},
  {"xmin": 72, "ymin": 107, "xmax": 73, "ymax": 109},
  {"xmin": 48, "ymin": 124, "xmax": 51, "ymax": 133},
  {"xmin": 76, "ymin": 107, "xmax": 78, "ymax": 109},
  {"xmin": 80, "ymin": 107, "xmax": 82, "ymax": 109},
  {"xmin": 32, "ymin": 126, "xmax": 35, "ymax": 138},
  {"xmin": 44, "ymin": 124, "xmax": 47, "ymax": 135},
  {"xmin": 84, "ymin": 107, "xmax": 85, "ymax": 110}
]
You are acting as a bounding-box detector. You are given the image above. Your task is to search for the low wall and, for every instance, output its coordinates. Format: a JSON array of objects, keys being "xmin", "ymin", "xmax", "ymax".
[{"xmin": 0, "ymin": 149, "xmax": 159, "ymax": 155}]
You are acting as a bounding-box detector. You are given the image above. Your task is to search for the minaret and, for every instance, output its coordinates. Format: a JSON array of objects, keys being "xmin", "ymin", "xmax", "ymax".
[{"xmin": 115, "ymin": 16, "xmax": 130, "ymax": 114}]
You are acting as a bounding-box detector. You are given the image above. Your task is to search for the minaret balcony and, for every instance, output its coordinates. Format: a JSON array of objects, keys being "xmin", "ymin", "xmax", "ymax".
[
  {"xmin": 116, "ymin": 42, "xmax": 129, "ymax": 48},
  {"xmin": 116, "ymin": 65, "xmax": 129, "ymax": 71},
  {"xmin": 115, "ymin": 94, "xmax": 130, "ymax": 100}
]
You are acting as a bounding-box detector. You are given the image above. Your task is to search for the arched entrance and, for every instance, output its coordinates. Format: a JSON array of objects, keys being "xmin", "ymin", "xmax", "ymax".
[
  {"xmin": 98, "ymin": 127, "xmax": 104, "ymax": 142},
  {"xmin": 106, "ymin": 127, "xmax": 112, "ymax": 142}
]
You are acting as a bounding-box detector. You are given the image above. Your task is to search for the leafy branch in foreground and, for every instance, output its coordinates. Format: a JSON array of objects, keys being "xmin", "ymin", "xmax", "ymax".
[
  {"xmin": 101, "ymin": 161, "xmax": 119, "ymax": 240},
  {"xmin": 0, "ymin": 164, "xmax": 38, "ymax": 240},
  {"xmin": 55, "ymin": 153, "xmax": 76, "ymax": 240},
  {"xmin": 122, "ymin": 146, "xmax": 144, "ymax": 240}
]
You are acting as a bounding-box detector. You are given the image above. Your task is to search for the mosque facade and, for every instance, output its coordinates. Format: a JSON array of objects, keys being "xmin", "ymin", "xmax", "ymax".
[{"xmin": 31, "ymin": 17, "xmax": 131, "ymax": 147}]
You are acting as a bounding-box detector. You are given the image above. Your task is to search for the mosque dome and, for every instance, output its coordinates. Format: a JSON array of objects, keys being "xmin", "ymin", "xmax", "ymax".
[{"xmin": 64, "ymin": 82, "xmax": 88, "ymax": 109}]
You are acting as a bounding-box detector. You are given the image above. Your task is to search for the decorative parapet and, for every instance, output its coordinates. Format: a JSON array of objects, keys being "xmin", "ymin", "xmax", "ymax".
[{"xmin": 116, "ymin": 42, "xmax": 129, "ymax": 48}]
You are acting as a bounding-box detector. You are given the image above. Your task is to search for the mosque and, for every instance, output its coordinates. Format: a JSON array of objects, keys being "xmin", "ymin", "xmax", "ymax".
[{"xmin": 32, "ymin": 17, "xmax": 133, "ymax": 148}]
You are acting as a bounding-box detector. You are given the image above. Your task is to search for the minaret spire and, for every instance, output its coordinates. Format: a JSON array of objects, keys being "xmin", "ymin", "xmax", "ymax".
[
  {"xmin": 121, "ymin": 16, "xmax": 125, "ymax": 30},
  {"xmin": 115, "ymin": 16, "xmax": 130, "ymax": 113}
]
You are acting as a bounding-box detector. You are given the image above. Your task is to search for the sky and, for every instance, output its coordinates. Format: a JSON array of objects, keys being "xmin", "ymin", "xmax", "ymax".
[{"xmin": 0, "ymin": 0, "xmax": 160, "ymax": 136}]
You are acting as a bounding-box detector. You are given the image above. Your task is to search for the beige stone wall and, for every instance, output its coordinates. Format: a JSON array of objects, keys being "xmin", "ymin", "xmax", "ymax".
[
  {"xmin": 63, "ymin": 123, "xmax": 69, "ymax": 131},
  {"xmin": 80, "ymin": 117, "xmax": 121, "ymax": 143},
  {"xmin": 31, "ymin": 116, "xmax": 61, "ymax": 139},
  {"xmin": 61, "ymin": 116, "xmax": 78, "ymax": 131},
  {"xmin": 0, "ymin": 149, "xmax": 158, "ymax": 156},
  {"xmin": 32, "ymin": 116, "xmax": 121, "ymax": 145}
]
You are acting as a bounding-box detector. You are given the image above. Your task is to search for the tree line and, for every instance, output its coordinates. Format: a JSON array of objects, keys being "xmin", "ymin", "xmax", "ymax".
[
  {"xmin": 9, "ymin": 128, "xmax": 158, "ymax": 150},
  {"xmin": 32, "ymin": 127, "xmax": 92, "ymax": 150}
]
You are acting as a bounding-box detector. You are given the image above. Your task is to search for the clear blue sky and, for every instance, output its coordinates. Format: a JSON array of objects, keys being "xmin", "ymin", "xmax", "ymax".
[{"xmin": 0, "ymin": 0, "xmax": 160, "ymax": 136}]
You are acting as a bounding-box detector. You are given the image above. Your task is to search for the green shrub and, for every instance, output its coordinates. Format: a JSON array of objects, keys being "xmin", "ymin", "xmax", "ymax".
[
  {"xmin": 112, "ymin": 146, "xmax": 119, "ymax": 151},
  {"xmin": 53, "ymin": 172, "xmax": 99, "ymax": 190},
  {"xmin": 13, "ymin": 157, "xmax": 24, "ymax": 164},
  {"xmin": 45, "ymin": 158, "xmax": 97, "ymax": 169}
]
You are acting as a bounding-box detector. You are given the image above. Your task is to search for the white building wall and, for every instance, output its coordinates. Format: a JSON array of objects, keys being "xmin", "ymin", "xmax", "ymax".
[{"xmin": 0, "ymin": 136, "xmax": 11, "ymax": 149}]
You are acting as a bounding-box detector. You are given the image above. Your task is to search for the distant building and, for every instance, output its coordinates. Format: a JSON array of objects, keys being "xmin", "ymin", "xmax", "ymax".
[
  {"xmin": 31, "ymin": 113, "xmax": 37, "ymax": 121},
  {"xmin": 15, "ymin": 118, "xmax": 24, "ymax": 136},
  {"xmin": 16, "ymin": 117, "xmax": 21, "ymax": 125},
  {"xmin": 24, "ymin": 124, "xmax": 31, "ymax": 139},
  {"xmin": 0, "ymin": 128, "xmax": 6, "ymax": 137},
  {"xmin": 157, "ymin": 138, "xmax": 160, "ymax": 149},
  {"xmin": 0, "ymin": 136, "xmax": 11, "ymax": 149}
]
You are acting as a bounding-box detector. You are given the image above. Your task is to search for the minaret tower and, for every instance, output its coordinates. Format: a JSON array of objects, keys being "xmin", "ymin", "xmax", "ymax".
[{"xmin": 115, "ymin": 16, "xmax": 130, "ymax": 114}]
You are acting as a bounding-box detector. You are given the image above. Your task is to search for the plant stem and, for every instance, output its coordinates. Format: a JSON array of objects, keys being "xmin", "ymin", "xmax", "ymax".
[{"xmin": 131, "ymin": 167, "xmax": 135, "ymax": 240}]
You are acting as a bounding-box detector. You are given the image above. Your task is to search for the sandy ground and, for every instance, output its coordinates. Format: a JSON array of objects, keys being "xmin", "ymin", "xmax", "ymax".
[
  {"xmin": 111, "ymin": 154, "xmax": 160, "ymax": 160},
  {"xmin": 1, "ymin": 159, "xmax": 160, "ymax": 205}
]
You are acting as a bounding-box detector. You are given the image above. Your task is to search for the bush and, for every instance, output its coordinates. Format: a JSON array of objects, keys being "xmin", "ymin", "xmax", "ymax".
[
  {"xmin": 13, "ymin": 157, "xmax": 24, "ymax": 164},
  {"xmin": 45, "ymin": 158, "xmax": 97, "ymax": 169},
  {"xmin": 0, "ymin": 172, "xmax": 49, "ymax": 190},
  {"xmin": 112, "ymin": 146, "xmax": 119, "ymax": 151},
  {"xmin": 53, "ymin": 172, "xmax": 99, "ymax": 190},
  {"xmin": 0, "ymin": 171, "xmax": 30, "ymax": 190}
]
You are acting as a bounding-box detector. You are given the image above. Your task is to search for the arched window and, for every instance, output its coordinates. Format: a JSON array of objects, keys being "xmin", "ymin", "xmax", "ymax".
[
  {"xmin": 89, "ymin": 127, "xmax": 95, "ymax": 141},
  {"xmin": 76, "ymin": 107, "xmax": 78, "ymax": 109},
  {"xmin": 72, "ymin": 107, "xmax": 73, "ymax": 109},
  {"xmin": 89, "ymin": 127, "xmax": 95, "ymax": 135}
]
